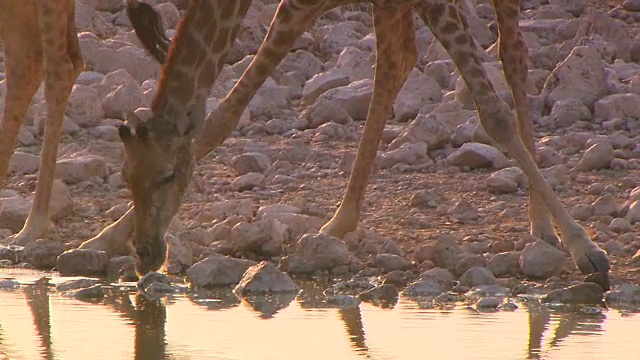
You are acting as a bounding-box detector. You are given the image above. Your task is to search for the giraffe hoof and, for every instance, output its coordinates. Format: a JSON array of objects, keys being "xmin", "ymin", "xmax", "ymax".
[{"xmin": 576, "ymin": 248, "xmax": 610, "ymax": 291}]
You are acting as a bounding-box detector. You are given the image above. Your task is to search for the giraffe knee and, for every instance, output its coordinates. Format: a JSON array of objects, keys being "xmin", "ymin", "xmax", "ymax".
[{"xmin": 478, "ymin": 104, "xmax": 518, "ymax": 145}]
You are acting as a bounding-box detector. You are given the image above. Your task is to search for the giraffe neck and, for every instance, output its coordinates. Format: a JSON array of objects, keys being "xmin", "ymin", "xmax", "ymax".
[{"xmin": 150, "ymin": 0, "xmax": 253, "ymax": 136}]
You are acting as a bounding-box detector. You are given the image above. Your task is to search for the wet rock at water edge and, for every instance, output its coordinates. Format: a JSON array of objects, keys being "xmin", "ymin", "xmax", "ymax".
[
  {"xmin": 56, "ymin": 278, "xmax": 98, "ymax": 292},
  {"xmin": 56, "ymin": 249, "xmax": 109, "ymax": 276},
  {"xmin": 0, "ymin": 245, "xmax": 23, "ymax": 264},
  {"xmin": 324, "ymin": 279, "xmax": 375, "ymax": 296},
  {"xmin": 22, "ymin": 239, "xmax": 65, "ymax": 269},
  {"xmin": 283, "ymin": 233, "xmax": 350, "ymax": 274},
  {"xmin": 497, "ymin": 302, "xmax": 519, "ymax": 311},
  {"xmin": 64, "ymin": 285, "xmax": 105, "ymax": 302},
  {"xmin": 604, "ymin": 283, "xmax": 640, "ymax": 305},
  {"xmin": 474, "ymin": 297, "xmax": 501, "ymax": 310},
  {"xmin": 326, "ymin": 294, "xmax": 362, "ymax": 309},
  {"xmin": 106, "ymin": 255, "xmax": 137, "ymax": 281},
  {"xmin": 234, "ymin": 261, "xmax": 298, "ymax": 295},
  {"xmin": 138, "ymin": 272, "xmax": 171, "ymax": 292},
  {"xmin": 186, "ymin": 254, "xmax": 257, "ymax": 288},
  {"xmin": 358, "ymin": 284, "xmax": 399, "ymax": 308},
  {"xmin": 0, "ymin": 279, "xmax": 20, "ymax": 290},
  {"xmin": 541, "ymin": 282, "xmax": 604, "ymax": 305}
]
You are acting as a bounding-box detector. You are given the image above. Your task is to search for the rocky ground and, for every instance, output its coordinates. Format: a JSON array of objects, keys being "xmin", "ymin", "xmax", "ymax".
[{"xmin": 1, "ymin": 0, "xmax": 640, "ymax": 307}]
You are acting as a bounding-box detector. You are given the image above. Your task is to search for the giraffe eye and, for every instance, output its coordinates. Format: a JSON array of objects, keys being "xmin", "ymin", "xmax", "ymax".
[{"xmin": 158, "ymin": 172, "xmax": 175, "ymax": 186}]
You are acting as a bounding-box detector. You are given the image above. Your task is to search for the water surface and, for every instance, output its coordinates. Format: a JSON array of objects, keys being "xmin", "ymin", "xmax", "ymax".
[{"xmin": 0, "ymin": 270, "xmax": 637, "ymax": 360}]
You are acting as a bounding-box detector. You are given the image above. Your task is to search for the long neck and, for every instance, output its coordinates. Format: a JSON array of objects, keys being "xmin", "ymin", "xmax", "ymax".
[{"xmin": 151, "ymin": 0, "xmax": 252, "ymax": 123}]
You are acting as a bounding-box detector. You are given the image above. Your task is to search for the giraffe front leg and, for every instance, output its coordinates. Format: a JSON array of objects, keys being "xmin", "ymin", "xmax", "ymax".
[
  {"xmin": 13, "ymin": 0, "xmax": 84, "ymax": 245},
  {"xmin": 321, "ymin": 3, "xmax": 418, "ymax": 237},
  {"xmin": 195, "ymin": 0, "xmax": 334, "ymax": 160},
  {"xmin": 79, "ymin": 207, "xmax": 136, "ymax": 256},
  {"xmin": 492, "ymin": 0, "xmax": 559, "ymax": 247}
]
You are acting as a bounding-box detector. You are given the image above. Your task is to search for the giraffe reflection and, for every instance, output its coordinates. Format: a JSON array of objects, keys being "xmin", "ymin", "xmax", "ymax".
[
  {"xmin": 19, "ymin": 283, "xmax": 168, "ymax": 360},
  {"xmin": 10, "ymin": 282, "xmax": 616, "ymax": 359}
]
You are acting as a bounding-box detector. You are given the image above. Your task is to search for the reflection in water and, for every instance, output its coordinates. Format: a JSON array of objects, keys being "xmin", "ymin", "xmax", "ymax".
[
  {"xmin": 339, "ymin": 308, "xmax": 369, "ymax": 357},
  {"xmin": 134, "ymin": 295, "xmax": 167, "ymax": 360},
  {"xmin": 523, "ymin": 300, "xmax": 606, "ymax": 359},
  {"xmin": 24, "ymin": 278, "xmax": 53, "ymax": 360},
  {"xmin": 1, "ymin": 277, "xmax": 637, "ymax": 359}
]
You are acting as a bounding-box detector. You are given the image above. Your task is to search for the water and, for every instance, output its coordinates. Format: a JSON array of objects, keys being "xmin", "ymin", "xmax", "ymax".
[{"xmin": 0, "ymin": 270, "xmax": 638, "ymax": 360}]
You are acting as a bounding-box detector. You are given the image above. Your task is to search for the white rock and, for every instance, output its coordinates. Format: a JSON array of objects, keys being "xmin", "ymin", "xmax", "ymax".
[
  {"xmin": 208, "ymin": 200, "xmax": 254, "ymax": 221},
  {"xmin": 231, "ymin": 153, "xmax": 272, "ymax": 175},
  {"xmin": 55, "ymin": 155, "xmax": 109, "ymax": 184},
  {"xmin": 541, "ymin": 46, "xmax": 607, "ymax": 109},
  {"xmin": 447, "ymin": 142, "xmax": 509, "ymax": 169},
  {"xmin": 9, "ymin": 152, "xmax": 39, "ymax": 175},
  {"xmin": 316, "ymin": 79, "xmax": 373, "ymax": 120},
  {"xmin": 234, "ymin": 261, "xmax": 298, "ymax": 294},
  {"xmin": 577, "ymin": 142, "xmax": 614, "ymax": 170},
  {"xmin": 394, "ymin": 69, "xmax": 443, "ymax": 122},
  {"xmin": 66, "ymin": 85, "xmax": 104, "ymax": 127},
  {"xmin": 302, "ymin": 70, "xmax": 350, "ymax": 104},
  {"xmin": 231, "ymin": 172, "xmax": 265, "ymax": 192},
  {"xmin": 102, "ymin": 83, "xmax": 146, "ymax": 119},
  {"xmin": 379, "ymin": 142, "xmax": 430, "ymax": 169},
  {"xmin": 519, "ymin": 240, "xmax": 567, "ymax": 279},
  {"xmin": 231, "ymin": 219, "xmax": 288, "ymax": 256}
]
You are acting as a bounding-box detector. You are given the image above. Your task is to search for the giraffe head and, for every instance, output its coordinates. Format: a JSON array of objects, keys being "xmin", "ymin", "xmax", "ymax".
[{"xmin": 118, "ymin": 98, "xmax": 205, "ymax": 275}]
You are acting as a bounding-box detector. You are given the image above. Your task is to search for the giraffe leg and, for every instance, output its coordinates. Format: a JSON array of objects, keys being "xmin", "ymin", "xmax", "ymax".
[
  {"xmin": 13, "ymin": 0, "xmax": 84, "ymax": 244},
  {"xmin": 78, "ymin": 207, "xmax": 135, "ymax": 256},
  {"xmin": 321, "ymin": 3, "xmax": 418, "ymax": 237},
  {"xmin": 0, "ymin": 2, "xmax": 44, "ymax": 189},
  {"xmin": 492, "ymin": 0, "xmax": 558, "ymax": 246},
  {"xmin": 415, "ymin": 0, "xmax": 609, "ymax": 288},
  {"xmin": 195, "ymin": 0, "xmax": 336, "ymax": 160}
]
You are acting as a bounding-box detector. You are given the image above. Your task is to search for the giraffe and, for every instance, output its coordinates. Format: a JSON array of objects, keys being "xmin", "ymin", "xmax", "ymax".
[
  {"xmin": 0, "ymin": 0, "xmax": 84, "ymax": 244},
  {"xmin": 86, "ymin": 0, "xmax": 610, "ymax": 288}
]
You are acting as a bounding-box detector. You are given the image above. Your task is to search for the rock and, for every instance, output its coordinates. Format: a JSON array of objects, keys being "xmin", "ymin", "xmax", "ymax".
[
  {"xmin": 0, "ymin": 280, "xmax": 20, "ymax": 289},
  {"xmin": 8, "ymin": 152, "xmax": 39, "ymax": 175},
  {"xmin": 55, "ymin": 154, "xmax": 108, "ymax": 184},
  {"xmin": 592, "ymin": 194, "xmax": 618, "ymax": 216},
  {"xmin": 358, "ymin": 284, "xmax": 399, "ymax": 308},
  {"xmin": 543, "ymin": 98, "xmax": 592, "ymax": 129},
  {"xmin": 56, "ymin": 249, "xmax": 109, "ymax": 276},
  {"xmin": 375, "ymin": 254, "xmax": 412, "ymax": 272},
  {"xmin": 609, "ymin": 218, "xmax": 632, "ymax": 233},
  {"xmin": 302, "ymin": 70, "xmax": 350, "ymax": 104},
  {"xmin": 231, "ymin": 172, "xmax": 265, "ymax": 191},
  {"xmin": 394, "ymin": 69, "xmax": 443, "ymax": 122},
  {"xmin": 604, "ymin": 283, "xmax": 640, "ymax": 305},
  {"xmin": 66, "ymin": 85, "xmax": 103, "ymax": 127},
  {"xmin": 0, "ymin": 245, "xmax": 23, "ymax": 264},
  {"xmin": 487, "ymin": 251, "xmax": 520, "ymax": 277},
  {"xmin": 284, "ymin": 233, "xmax": 350, "ymax": 274},
  {"xmin": 519, "ymin": 240, "xmax": 566, "ymax": 279},
  {"xmin": 577, "ymin": 143, "xmax": 613, "ymax": 170},
  {"xmin": 379, "ymin": 239, "xmax": 405, "ymax": 257},
  {"xmin": 23, "ymin": 239, "xmax": 65, "ymax": 269},
  {"xmin": 627, "ymin": 200, "xmax": 640, "ymax": 223},
  {"xmin": 403, "ymin": 267, "xmax": 455, "ymax": 296},
  {"xmin": 458, "ymin": 267, "xmax": 497, "ymax": 287},
  {"xmin": 231, "ymin": 153, "xmax": 272, "ymax": 175},
  {"xmin": 165, "ymin": 233, "xmax": 193, "ymax": 275},
  {"xmin": 541, "ymin": 282, "xmax": 604, "ymax": 304},
  {"xmin": 390, "ymin": 114, "xmax": 452, "ymax": 151},
  {"xmin": 300, "ymin": 99, "xmax": 353, "ymax": 129},
  {"xmin": 231, "ymin": 219, "xmax": 287, "ymax": 256},
  {"xmin": 541, "ymin": 46, "xmax": 607, "ymax": 109},
  {"xmin": 475, "ymin": 297, "xmax": 501, "ymax": 309},
  {"xmin": 326, "ymin": 295, "xmax": 361, "ymax": 308},
  {"xmin": 447, "ymin": 143, "xmax": 509, "ymax": 169},
  {"xmin": 56, "ymin": 278, "xmax": 98, "ymax": 292},
  {"xmin": 455, "ymin": 254, "xmax": 487, "ymax": 276},
  {"xmin": 260, "ymin": 212, "xmax": 324, "ymax": 242},
  {"xmin": 0, "ymin": 196, "xmax": 31, "ymax": 232},
  {"xmin": 378, "ymin": 142, "xmax": 431, "ymax": 169},
  {"xmin": 594, "ymin": 93, "xmax": 640, "ymax": 123},
  {"xmin": 186, "ymin": 254, "xmax": 257, "ymax": 288},
  {"xmin": 431, "ymin": 235, "xmax": 462, "ymax": 272},
  {"xmin": 233, "ymin": 261, "xmax": 298, "ymax": 294},
  {"xmin": 549, "ymin": 0, "xmax": 585, "ymax": 16},
  {"xmin": 64, "ymin": 285, "xmax": 105, "ymax": 302},
  {"xmin": 208, "ymin": 200, "xmax": 254, "ymax": 221},
  {"xmin": 315, "ymin": 79, "xmax": 373, "ymax": 120},
  {"xmin": 106, "ymin": 255, "xmax": 137, "ymax": 281}
]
